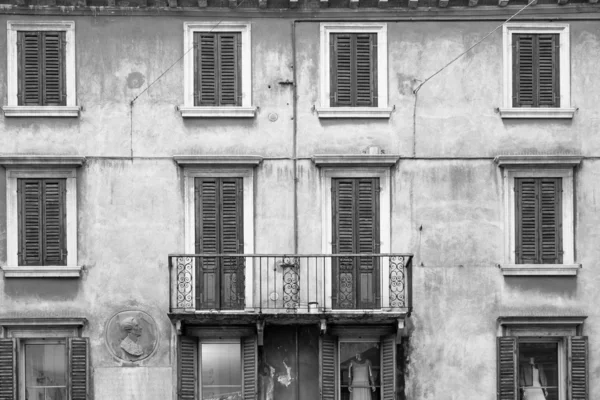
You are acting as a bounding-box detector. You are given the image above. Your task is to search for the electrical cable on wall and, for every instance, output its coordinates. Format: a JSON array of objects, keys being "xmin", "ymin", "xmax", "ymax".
[{"xmin": 411, "ymin": 0, "xmax": 536, "ymax": 157}]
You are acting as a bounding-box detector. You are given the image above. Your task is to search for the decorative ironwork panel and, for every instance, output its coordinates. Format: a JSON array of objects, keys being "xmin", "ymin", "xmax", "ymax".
[
  {"xmin": 223, "ymin": 256, "xmax": 245, "ymax": 309},
  {"xmin": 281, "ymin": 257, "xmax": 300, "ymax": 312},
  {"xmin": 177, "ymin": 257, "xmax": 194, "ymax": 308},
  {"xmin": 389, "ymin": 256, "xmax": 406, "ymax": 308},
  {"xmin": 338, "ymin": 272, "xmax": 354, "ymax": 308}
]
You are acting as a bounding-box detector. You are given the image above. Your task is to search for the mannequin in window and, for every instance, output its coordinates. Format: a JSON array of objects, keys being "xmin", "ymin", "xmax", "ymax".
[
  {"xmin": 348, "ymin": 352, "xmax": 376, "ymax": 400},
  {"xmin": 519, "ymin": 357, "xmax": 548, "ymax": 400}
]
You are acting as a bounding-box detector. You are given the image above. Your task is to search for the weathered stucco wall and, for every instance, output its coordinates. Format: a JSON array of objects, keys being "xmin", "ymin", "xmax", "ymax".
[{"xmin": 0, "ymin": 12, "xmax": 599, "ymax": 400}]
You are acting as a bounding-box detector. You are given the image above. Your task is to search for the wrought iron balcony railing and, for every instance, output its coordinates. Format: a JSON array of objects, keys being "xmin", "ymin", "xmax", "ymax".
[{"xmin": 169, "ymin": 253, "xmax": 412, "ymax": 314}]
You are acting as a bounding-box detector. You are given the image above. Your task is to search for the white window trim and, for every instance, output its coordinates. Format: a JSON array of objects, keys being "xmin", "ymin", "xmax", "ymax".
[
  {"xmin": 3, "ymin": 21, "xmax": 79, "ymax": 118},
  {"xmin": 183, "ymin": 168, "xmax": 255, "ymax": 311},
  {"xmin": 181, "ymin": 22, "xmax": 255, "ymax": 118},
  {"xmin": 320, "ymin": 168, "xmax": 392, "ymax": 310},
  {"xmin": 500, "ymin": 23, "xmax": 574, "ymax": 119},
  {"xmin": 2, "ymin": 168, "xmax": 81, "ymax": 278},
  {"xmin": 317, "ymin": 22, "xmax": 392, "ymax": 119},
  {"xmin": 500, "ymin": 166, "xmax": 578, "ymax": 276}
]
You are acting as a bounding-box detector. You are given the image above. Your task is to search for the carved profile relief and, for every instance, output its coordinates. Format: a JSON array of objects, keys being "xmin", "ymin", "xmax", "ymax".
[{"xmin": 106, "ymin": 311, "xmax": 158, "ymax": 362}]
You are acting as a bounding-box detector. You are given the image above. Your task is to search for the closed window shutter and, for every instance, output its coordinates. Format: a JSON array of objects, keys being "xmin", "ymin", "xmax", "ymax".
[
  {"xmin": 332, "ymin": 178, "xmax": 379, "ymax": 309},
  {"xmin": 497, "ymin": 337, "xmax": 517, "ymax": 400},
  {"xmin": 18, "ymin": 31, "xmax": 42, "ymax": 106},
  {"xmin": 380, "ymin": 335, "xmax": 396, "ymax": 400},
  {"xmin": 18, "ymin": 179, "xmax": 43, "ymax": 266},
  {"xmin": 42, "ymin": 32, "xmax": 66, "ymax": 106},
  {"xmin": 513, "ymin": 34, "xmax": 559, "ymax": 108},
  {"xmin": 196, "ymin": 32, "xmax": 241, "ymax": 107},
  {"xmin": 568, "ymin": 336, "xmax": 588, "ymax": 400},
  {"xmin": 331, "ymin": 33, "xmax": 377, "ymax": 107},
  {"xmin": 178, "ymin": 336, "xmax": 198, "ymax": 400},
  {"xmin": 319, "ymin": 335, "xmax": 336, "ymax": 400},
  {"xmin": 242, "ymin": 336, "xmax": 257, "ymax": 400},
  {"xmin": 43, "ymin": 179, "xmax": 67, "ymax": 266},
  {"xmin": 17, "ymin": 31, "xmax": 65, "ymax": 106},
  {"xmin": 515, "ymin": 178, "xmax": 562, "ymax": 264},
  {"xmin": 0, "ymin": 338, "xmax": 17, "ymax": 400},
  {"xmin": 195, "ymin": 178, "xmax": 244, "ymax": 309},
  {"xmin": 68, "ymin": 338, "xmax": 89, "ymax": 400}
]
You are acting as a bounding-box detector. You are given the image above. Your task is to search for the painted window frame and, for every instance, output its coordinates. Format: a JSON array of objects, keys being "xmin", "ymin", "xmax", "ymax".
[
  {"xmin": 496, "ymin": 156, "xmax": 581, "ymax": 276},
  {"xmin": 181, "ymin": 22, "xmax": 255, "ymax": 118},
  {"xmin": 500, "ymin": 23, "xmax": 574, "ymax": 119},
  {"xmin": 319, "ymin": 168, "xmax": 392, "ymax": 310},
  {"xmin": 183, "ymin": 167, "xmax": 255, "ymax": 310},
  {"xmin": 198, "ymin": 338, "xmax": 242, "ymax": 400},
  {"xmin": 317, "ymin": 22, "xmax": 392, "ymax": 119},
  {"xmin": 2, "ymin": 167, "xmax": 81, "ymax": 278},
  {"xmin": 3, "ymin": 21, "xmax": 79, "ymax": 118}
]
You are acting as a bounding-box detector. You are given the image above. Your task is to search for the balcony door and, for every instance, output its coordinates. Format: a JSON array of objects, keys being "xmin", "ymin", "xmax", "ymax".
[
  {"xmin": 332, "ymin": 178, "xmax": 380, "ymax": 309},
  {"xmin": 195, "ymin": 177, "xmax": 244, "ymax": 310}
]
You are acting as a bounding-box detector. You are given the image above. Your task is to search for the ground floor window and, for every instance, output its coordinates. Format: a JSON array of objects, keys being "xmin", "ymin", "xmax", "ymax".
[
  {"xmin": 24, "ymin": 340, "xmax": 68, "ymax": 400},
  {"xmin": 200, "ymin": 341, "xmax": 242, "ymax": 400},
  {"xmin": 340, "ymin": 341, "xmax": 380, "ymax": 400}
]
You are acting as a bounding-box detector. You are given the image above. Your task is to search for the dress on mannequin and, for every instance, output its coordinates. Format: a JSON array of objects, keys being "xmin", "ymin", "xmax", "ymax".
[
  {"xmin": 520, "ymin": 359, "xmax": 547, "ymax": 400},
  {"xmin": 349, "ymin": 355, "xmax": 375, "ymax": 400}
]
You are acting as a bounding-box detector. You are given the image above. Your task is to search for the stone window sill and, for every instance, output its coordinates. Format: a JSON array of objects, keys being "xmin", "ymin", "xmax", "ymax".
[
  {"xmin": 499, "ymin": 108, "xmax": 576, "ymax": 119},
  {"xmin": 179, "ymin": 106, "xmax": 256, "ymax": 118},
  {"xmin": 315, "ymin": 107, "xmax": 393, "ymax": 119},
  {"xmin": 500, "ymin": 264, "xmax": 581, "ymax": 276},
  {"xmin": 2, "ymin": 266, "xmax": 83, "ymax": 278},
  {"xmin": 3, "ymin": 106, "xmax": 81, "ymax": 117}
]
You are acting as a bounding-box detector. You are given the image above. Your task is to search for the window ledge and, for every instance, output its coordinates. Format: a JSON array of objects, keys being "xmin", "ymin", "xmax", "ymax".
[
  {"xmin": 2, "ymin": 266, "xmax": 83, "ymax": 278},
  {"xmin": 498, "ymin": 108, "xmax": 576, "ymax": 119},
  {"xmin": 2, "ymin": 106, "xmax": 81, "ymax": 118},
  {"xmin": 500, "ymin": 264, "xmax": 581, "ymax": 276},
  {"xmin": 315, "ymin": 107, "xmax": 393, "ymax": 119},
  {"xmin": 179, "ymin": 106, "xmax": 256, "ymax": 118}
]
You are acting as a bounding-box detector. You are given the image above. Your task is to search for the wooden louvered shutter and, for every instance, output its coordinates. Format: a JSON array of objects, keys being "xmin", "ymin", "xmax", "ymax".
[
  {"xmin": 196, "ymin": 32, "xmax": 241, "ymax": 106},
  {"xmin": 515, "ymin": 178, "xmax": 562, "ymax": 264},
  {"xmin": 497, "ymin": 337, "xmax": 517, "ymax": 400},
  {"xmin": 568, "ymin": 336, "xmax": 588, "ymax": 400},
  {"xmin": 18, "ymin": 31, "xmax": 42, "ymax": 106},
  {"xmin": 19, "ymin": 179, "xmax": 43, "ymax": 266},
  {"xmin": 195, "ymin": 178, "xmax": 244, "ymax": 310},
  {"xmin": 242, "ymin": 336, "xmax": 257, "ymax": 400},
  {"xmin": 178, "ymin": 336, "xmax": 198, "ymax": 400},
  {"xmin": 513, "ymin": 34, "xmax": 559, "ymax": 108},
  {"xmin": 68, "ymin": 338, "xmax": 89, "ymax": 400},
  {"xmin": 42, "ymin": 31, "xmax": 66, "ymax": 106},
  {"xmin": 330, "ymin": 33, "xmax": 377, "ymax": 107},
  {"xmin": 380, "ymin": 335, "xmax": 396, "ymax": 400},
  {"xmin": 319, "ymin": 335, "xmax": 336, "ymax": 400},
  {"xmin": 332, "ymin": 178, "xmax": 379, "ymax": 309},
  {"xmin": 0, "ymin": 339, "xmax": 17, "ymax": 400},
  {"xmin": 43, "ymin": 179, "xmax": 67, "ymax": 266}
]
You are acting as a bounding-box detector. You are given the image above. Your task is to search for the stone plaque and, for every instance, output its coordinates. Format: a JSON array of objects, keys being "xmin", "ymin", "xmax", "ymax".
[{"xmin": 106, "ymin": 310, "xmax": 158, "ymax": 362}]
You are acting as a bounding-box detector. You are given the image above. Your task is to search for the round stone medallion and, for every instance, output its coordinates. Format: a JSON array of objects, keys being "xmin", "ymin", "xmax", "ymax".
[{"xmin": 106, "ymin": 310, "xmax": 158, "ymax": 362}]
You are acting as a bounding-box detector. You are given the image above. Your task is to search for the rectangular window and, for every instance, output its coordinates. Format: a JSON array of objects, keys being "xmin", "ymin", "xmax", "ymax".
[
  {"xmin": 512, "ymin": 33, "xmax": 559, "ymax": 108},
  {"xmin": 18, "ymin": 178, "xmax": 67, "ymax": 267},
  {"xmin": 330, "ymin": 33, "xmax": 377, "ymax": 107},
  {"xmin": 515, "ymin": 177, "xmax": 562, "ymax": 265},
  {"xmin": 178, "ymin": 336, "xmax": 256, "ymax": 400},
  {"xmin": 24, "ymin": 341, "xmax": 68, "ymax": 400},
  {"xmin": 195, "ymin": 177, "xmax": 244, "ymax": 310},
  {"xmin": 332, "ymin": 178, "xmax": 380, "ymax": 309},
  {"xmin": 194, "ymin": 32, "xmax": 241, "ymax": 107},
  {"xmin": 18, "ymin": 31, "xmax": 66, "ymax": 106}
]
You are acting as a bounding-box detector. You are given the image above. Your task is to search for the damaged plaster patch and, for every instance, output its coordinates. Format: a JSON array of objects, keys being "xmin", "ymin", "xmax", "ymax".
[{"xmin": 127, "ymin": 72, "xmax": 145, "ymax": 89}]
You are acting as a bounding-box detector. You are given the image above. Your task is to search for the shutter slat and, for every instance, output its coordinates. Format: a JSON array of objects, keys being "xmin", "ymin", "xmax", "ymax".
[
  {"xmin": 320, "ymin": 335, "xmax": 336, "ymax": 400},
  {"xmin": 69, "ymin": 338, "xmax": 88, "ymax": 400},
  {"xmin": 178, "ymin": 336, "xmax": 198, "ymax": 400},
  {"xmin": 242, "ymin": 336, "xmax": 257, "ymax": 400},
  {"xmin": 568, "ymin": 336, "xmax": 588, "ymax": 400},
  {"xmin": 0, "ymin": 339, "xmax": 17, "ymax": 400},
  {"xmin": 381, "ymin": 335, "xmax": 395, "ymax": 400},
  {"xmin": 497, "ymin": 337, "xmax": 517, "ymax": 400}
]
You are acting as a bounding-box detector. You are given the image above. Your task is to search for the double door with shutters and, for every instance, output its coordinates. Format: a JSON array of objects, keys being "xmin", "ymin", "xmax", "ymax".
[
  {"xmin": 332, "ymin": 178, "xmax": 380, "ymax": 310},
  {"xmin": 195, "ymin": 177, "xmax": 244, "ymax": 310}
]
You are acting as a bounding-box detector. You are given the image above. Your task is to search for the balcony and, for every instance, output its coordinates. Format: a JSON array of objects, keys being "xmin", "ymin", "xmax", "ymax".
[{"xmin": 169, "ymin": 253, "xmax": 412, "ymax": 323}]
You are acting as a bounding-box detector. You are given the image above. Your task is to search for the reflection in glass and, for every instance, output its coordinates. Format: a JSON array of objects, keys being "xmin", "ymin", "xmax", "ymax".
[
  {"xmin": 25, "ymin": 343, "xmax": 67, "ymax": 400},
  {"xmin": 518, "ymin": 342, "xmax": 559, "ymax": 400},
  {"xmin": 201, "ymin": 342, "xmax": 242, "ymax": 400},
  {"xmin": 339, "ymin": 342, "xmax": 380, "ymax": 400}
]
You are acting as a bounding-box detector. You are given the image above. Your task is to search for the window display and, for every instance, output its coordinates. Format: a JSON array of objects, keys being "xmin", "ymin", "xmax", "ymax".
[
  {"xmin": 339, "ymin": 341, "xmax": 380, "ymax": 400},
  {"xmin": 518, "ymin": 342, "xmax": 558, "ymax": 400}
]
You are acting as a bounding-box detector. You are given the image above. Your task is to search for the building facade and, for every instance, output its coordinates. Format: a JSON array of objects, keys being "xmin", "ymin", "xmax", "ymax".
[{"xmin": 0, "ymin": 0, "xmax": 598, "ymax": 399}]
